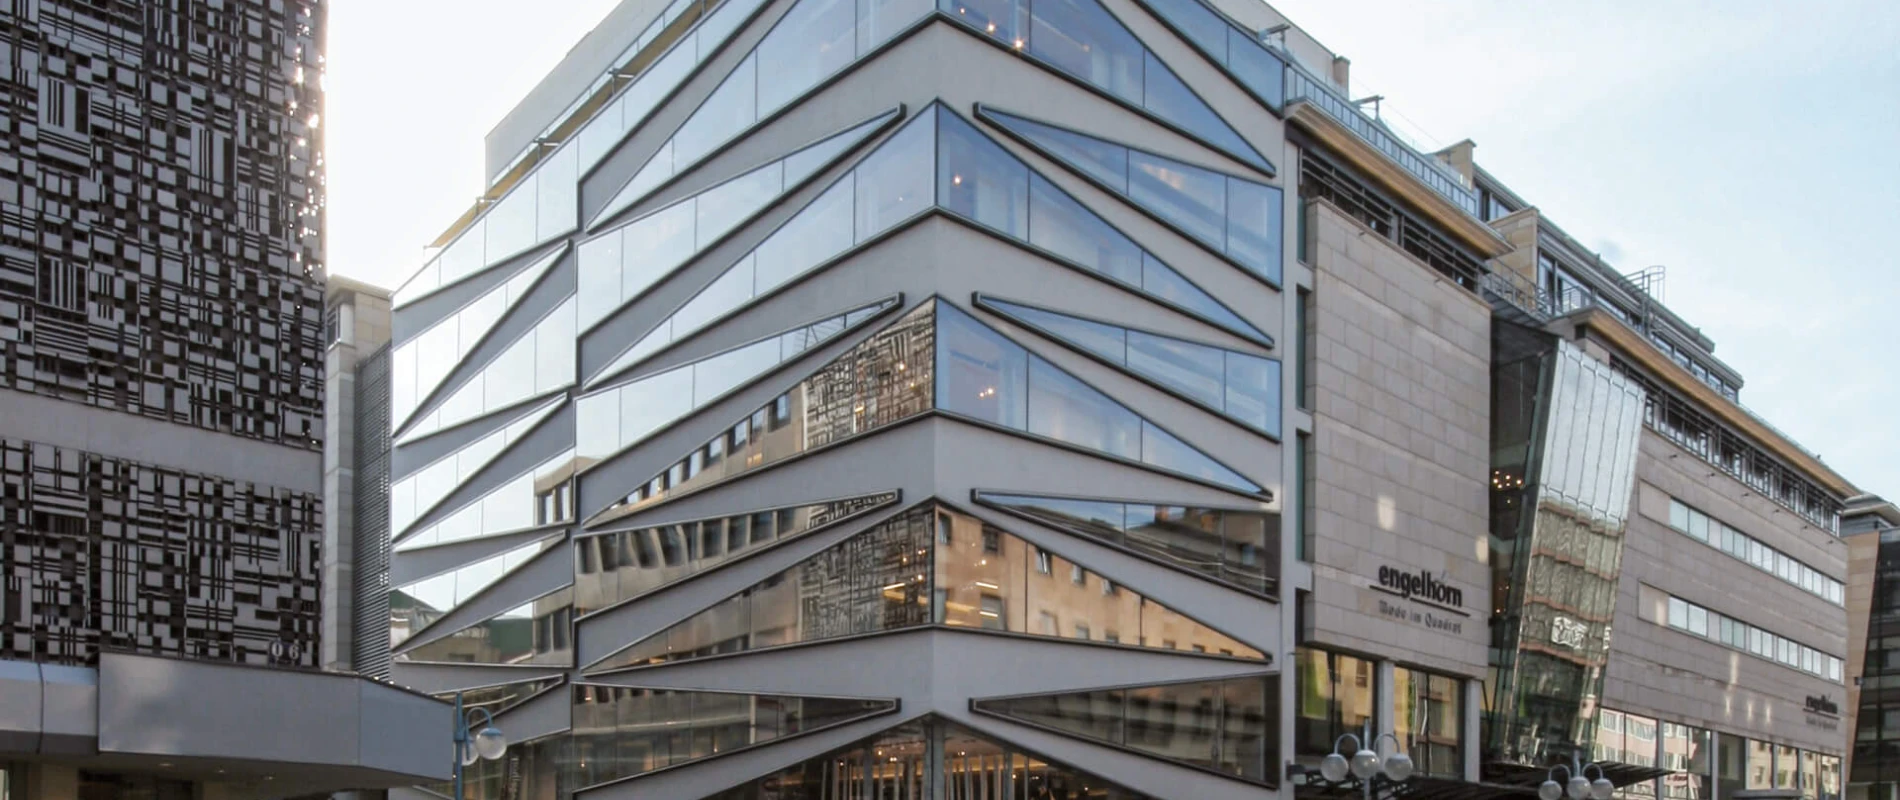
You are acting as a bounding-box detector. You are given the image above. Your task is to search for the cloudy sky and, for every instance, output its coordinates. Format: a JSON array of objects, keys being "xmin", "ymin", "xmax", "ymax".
[{"xmin": 326, "ymin": 0, "xmax": 1900, "ymax": 503}]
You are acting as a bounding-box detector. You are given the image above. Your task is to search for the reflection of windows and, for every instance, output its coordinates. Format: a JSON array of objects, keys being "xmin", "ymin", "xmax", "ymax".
[
  {"xmin": 980, "ymin": 594, "xmax": 1005, "ymax": 630},
  {"xmin": 936, "ymin": 512, "xmax": 953, "ymax": 545},
  {"xmin": 1034, "ymin": 548, "xmax": 1052, "ymax": 574},
  {"xmin": 1666, "ymin": 497, "xmax": 1843, "ymax": 605},
  {"xmin": 1038, "ymin": 611, "xmax": 1059, "ymax": 635},
  {"xmin": 1295, "ymin": 647, "xmax": 1376, "ymax": 764},
  {"xmin": 983, "ymin": 529, "xmax": 1001, "ymax": 553},
  {"xmin": 1394, "ymin": 666, "xmax": 1462, "ymax": 778},
  {"xmin": 1070, "ymin": 564, "xmax": 1085, "ymax": 585}
]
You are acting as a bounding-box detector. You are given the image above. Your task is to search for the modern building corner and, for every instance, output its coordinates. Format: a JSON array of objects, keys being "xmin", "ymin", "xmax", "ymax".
[
  {"xmin": 372, "ymin": 0, "xmax": 1867, "ymax": 797},
  {"xmin": 0, "ymin": 1, "xmax": 448, "ymax": 797}
]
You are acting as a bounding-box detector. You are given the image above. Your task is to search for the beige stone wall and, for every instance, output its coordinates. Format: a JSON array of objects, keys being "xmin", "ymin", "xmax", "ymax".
[
  {"xmin": 1604, "ymin": 430, "xmax": 1852, "ymax": 755},
  {"xmin": 1303, "ymin": 199, "xmax": 1493, "ymax": 678}
]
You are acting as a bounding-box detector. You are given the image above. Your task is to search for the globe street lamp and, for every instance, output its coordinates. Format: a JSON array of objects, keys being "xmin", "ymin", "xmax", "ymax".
[
  {"xmin": 1319, "ymin": 723, "xmax": 1414, "ymax": 800},
  {"xmin": 1539, "ymin": 760, "xmax": 1615, "ymax": 800},
  {"xmin": 452, "ymin": 691, "xmax": 508, "ymax": 799}
]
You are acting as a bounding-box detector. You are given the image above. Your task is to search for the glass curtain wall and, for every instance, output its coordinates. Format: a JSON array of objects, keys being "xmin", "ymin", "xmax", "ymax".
[
  {"xmin": 1854, "ymin": 528, "xmax": 1900, "ymax": 800},
  {"xmin": 1393, "ymin": 666, "xmax": 1463, "ymax": 778},
  {"xmin": 972, "ymin": 676, "xmax": 1277, "ymax": 783},
  {"xmin": 1294, "ymin": 647, "xmax": 1376, "ymax": 769},
  {"xmin": 1484, "ymin": 322, "xmax": 1645, "ymax": 768}
]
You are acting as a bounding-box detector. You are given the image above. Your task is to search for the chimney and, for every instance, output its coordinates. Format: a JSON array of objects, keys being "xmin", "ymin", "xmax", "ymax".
[{"xmin": 1330, "ymin": 55, "xmax": 1350, "ymax": 92}]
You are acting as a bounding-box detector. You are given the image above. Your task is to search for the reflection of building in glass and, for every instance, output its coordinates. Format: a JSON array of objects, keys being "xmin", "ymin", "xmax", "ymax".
[{"xmin": 1846, "ymin": 497, "xmax": 1900, "ymax": 800}]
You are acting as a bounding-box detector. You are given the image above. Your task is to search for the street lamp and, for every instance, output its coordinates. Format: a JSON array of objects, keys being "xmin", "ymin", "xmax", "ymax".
[
  {"xmin": 1318, "ymin": 723, "xmax": 1414, "ymax": 800},
  {"xmin": 452, "ymin": 691, "xmax": 508, "ymax": 799},
  {"xmin": 1539, "ymin": 759, "xmax": 1615, "ymax": 800}
]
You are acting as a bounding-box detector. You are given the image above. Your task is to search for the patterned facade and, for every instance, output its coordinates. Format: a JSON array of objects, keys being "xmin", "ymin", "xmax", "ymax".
[{"xmin": 0, "ymin": 0, "xmax": 326, "ymax": 670}]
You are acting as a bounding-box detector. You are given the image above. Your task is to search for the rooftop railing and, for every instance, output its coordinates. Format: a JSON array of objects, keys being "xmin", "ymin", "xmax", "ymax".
[{"xmin": 1282, "ymin": 64, "xmax": 1482, "ymax": 218}]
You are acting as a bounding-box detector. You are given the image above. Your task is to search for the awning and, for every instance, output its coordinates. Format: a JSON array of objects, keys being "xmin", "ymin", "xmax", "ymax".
[{"xmin": 1485, "ymin": 761, "xmax": 1676, "ymax": 789}]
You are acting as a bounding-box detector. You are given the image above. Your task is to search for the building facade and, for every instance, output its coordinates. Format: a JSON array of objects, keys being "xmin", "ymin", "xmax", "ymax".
[
  {"xmin": 383, "ymin": 0, "xmax": 1859, "ymax": 797},
  {"xmin": 0, "ymin": 2, "xmax": 443, "ymax": 797},
  {"xmin": 1843, "ymin": 496, "xmax": 1900, "ymax": 800}
]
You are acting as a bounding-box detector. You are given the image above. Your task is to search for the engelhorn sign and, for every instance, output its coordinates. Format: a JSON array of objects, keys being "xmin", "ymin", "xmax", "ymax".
[{"xmin": 1377, "ymin": 565, "xmax": 1463, "ymax": 609}]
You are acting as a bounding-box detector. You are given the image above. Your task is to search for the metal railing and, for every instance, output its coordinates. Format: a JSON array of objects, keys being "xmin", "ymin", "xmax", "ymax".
[{"xmin": 1283, "ymin": 65, "xmax": 1482, "ymax": 218}]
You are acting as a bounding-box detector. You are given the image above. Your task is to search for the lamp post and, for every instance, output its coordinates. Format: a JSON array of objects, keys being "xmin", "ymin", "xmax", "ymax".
[
  {"xmin": 1539, "ymin": 758, "xmax": 1616, "ymax": 800},
  {"xmin": 1319, "ymin": 722, "xmax": 1415, "ymax": 800},
  {"xmin": 452, "ymin": 691, "xmax": 509, "ymax": 799}
]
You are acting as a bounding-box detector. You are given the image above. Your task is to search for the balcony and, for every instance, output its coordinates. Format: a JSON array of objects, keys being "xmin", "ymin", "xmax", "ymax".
[{"xmin": 1282, "ymin": 65, "xmax": 1481, "ymax": 218}]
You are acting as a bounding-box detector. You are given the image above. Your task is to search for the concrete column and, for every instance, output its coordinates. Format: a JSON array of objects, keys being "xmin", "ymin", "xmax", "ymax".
[
  {"xmin": 1376, "ymin": 659, "xmax": 1396, "ymax": 741},
  {"xmin": 1464, "ymin": 678, "xmax": 1483, "ymax": 781}
]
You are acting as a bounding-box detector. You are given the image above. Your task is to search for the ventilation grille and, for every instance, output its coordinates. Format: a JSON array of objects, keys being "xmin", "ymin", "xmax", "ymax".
[{"xmin": 351, "ymin": 343, "xmax": 394, "ymax": 679}]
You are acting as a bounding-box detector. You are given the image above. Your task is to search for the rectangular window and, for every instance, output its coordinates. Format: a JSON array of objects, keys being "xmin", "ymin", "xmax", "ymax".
[
  {"xmin": 1296, "ymin": 288, "xmax": 1312, "ymax": 411},
  {"xmin": 1393, "ymin": 666, "xmax": 1463, "ymax": 778},
  {"xmin": 1667, "ymin": 598, "xmax": 1689, "ymax": 629},
  {"xmin": 1295, "ymin": 647, "xmax": 1376, "ymax": 767},
  {"xmin": 1035, "ymin": 548, "xmax": 1052, "ymax": 575},
  {"xmin": 1298, "ymin": 431, "xmax": 1314, "ymax": 561}
]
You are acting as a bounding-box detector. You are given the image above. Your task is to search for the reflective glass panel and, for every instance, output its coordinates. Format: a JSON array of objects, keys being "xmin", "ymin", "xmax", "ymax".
[
  {"xmin": 972, "ymin": 676, "xmax": 1274, "ymax": 781},
  {"xmin": 436, "ymin": 677, "xmax": 564, "ymax": 720},
  {"xmin": 937, "ymin": 109, "xmax": 1030, "ymax": 238},
  {"xmin": 1660, "ymin": 722, "xmax": 1711, "ymax": 800},
  {"xmin": 1393, "ymin": 666, "xmax": 1463, "ymax": 778},
  {"xmin": 397, "ymin": 585, "xmax": 575, "ymax": 667},
  {"xmin": 391, "ymin": 246, "xmax": 566, "ymax": 430},
  {"xmin": 577, "ymin": 299, "xmax": 895, "ymax": 463},
  {"xmin": 568, "ymin": 686, "xmax": 893, "ymax": 790},
  {"xmin": 399, "ymin": 298, "xmax": 578, "ymax": 442},
  {"xmin": 391, "ymin": 534, "xmax": 565, "ymax": 651},
  {"xmin": 1293, "ymin": 647, "xmax": 1375, "ymax": 768},
  {"xmin": 982, "ymin": 107, "xmax": 1283, "ymax": 285},
  {"xmin": 942, "ymin": 0, "xmax": 1271, "ymax": 172},
  {"xmin": 588, "ymin": 302, "xmax": 934, "ymax": 525},
  {"xmin": 582, "ymin": 109, "xmax": 898, "ymax": 331},
  {"xmin": 396, "ymin": 449, "xmax": 581, "ymax": 551},
  {"xmin": 936, "ymin": 303, "xmax": 1261, "ymax": 493},
  {"xmin": 934, "ymin": 503, "xmax": 1263, "ymax": 658},
  {"xmin": 589, "ymin": 108, "xmax": 936, "ymax": 381},
  {"xmin": 981, "ymin": 297, "xmax": 1278, "ymax": 437},
  {"xmin": 703, "ymin": 717, "xmax": 1158, "ymax": 799},
  {"xmin": 589, "ymin": 503, "xmax": 936, "ymax": 672},
  {"xmin": 605, "ymin": 0, "xmax": 931, "ymax": 214},
  {"xmin": 976, "ymin": 491, "xmax": 1278, "ymax": 596},
  {"xmin": 390, "ymin": 397, "xmax": 565, "ymax": 538},
  {"xmin": 1134, "ymin": 0, "xmax": 1285, "ymax": 109},
  {"xmin": 573, "ymin": 492, "xmax": 900, "ymax": 615}
]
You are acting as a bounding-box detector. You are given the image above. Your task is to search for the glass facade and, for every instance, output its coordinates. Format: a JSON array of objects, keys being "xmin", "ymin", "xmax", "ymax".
[
  {"xmin": 972, "ymin": 676, "xmax": 1276, "ymax": 782},
  {"xmin": 573, "ymin": 492, "xmax": 900, "ymax": 615},
  {"xmin": 974, "ymin": 492, "xmax": 1277, "ymax": 596},
  {"xmin": 395, "ymin": 448, "xmax": 579, "ymax": 551},
  {"xmin": 576, "ymin": 299, "xmax": 897, "ymax": 466},
  {"xmin": 940, "ymin": 0, "xmax": 1272, "ymax": 174},
  {"xmin": 703, "ymin": 717, "xmax": 1158, "ymax": 799},
  {"xmin": 1853, "ymin": 527, "xmax": 1900, "ymax": 798},
  {"xmin": 397, "ymin": 586, "xmax": 576, "ymax": 666},
  {"xmin": 392, "ymin": 245, "xmax": 568, "ymax": 433},
  {"xmin": 937, "ymin": 302, "xmax": 1261, "ymax": 493},
  {"xmin": 1293, "ymin": 647, "xmax": 1377, "ymax": 769},
  {"xmin": 589, "ymin": 500, "xmax": 1265, "ymax": 672},
  {"xmin": 977, "ymin": 297, "xmax": 1281, "ymax": 438},
  {"xmin": 1659, "ymin": 722, "xmax": 1712, "ymax": 800},
  {"xmin": 978, "ymin": 106, "xmax": 1283, "ymax": 286},
  {"xmin": 1596, "ymin": 710, "xmax": 1658, "ymax": 800},
  {"xmin": 603, "ymin": 0, "xmax": 933, "ymax": 217},
  {"xmin": 579, "ymin": 110, "xmax": 900, "ymax": 332},
  {"xmin": 1393, "ymin": 666, "xmax": 1463, "ymax": 778},
  {"xmin": 408, "ymin": 298, "xmax": 578, "ymax": 441},
  {"xmin": 1126, "ymin": 0, "xmax": 1285, "ymax": 110},
  {"xmin": 1485, "ymin": 323, "xmax": 1646, "ymax": 766},
  {"xmin": 391, "ymin": 396, "xmax": 565, "ymax": 538},
  {"xmin": 588, "ymin": 300, "xmax": 936, "ymax": 526},
  {"xmin": 391, "ymin": 535, "xmax": 564, "ymax": 652},
  {"xmin": 568, "ymin": 686, "xmax": 895, "ymax": 789}
]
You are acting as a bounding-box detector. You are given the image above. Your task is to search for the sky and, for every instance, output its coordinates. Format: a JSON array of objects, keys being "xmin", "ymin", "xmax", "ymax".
[{"xmin": 326, "ymin": 0, "xmax": 1900, "ymax": 503}]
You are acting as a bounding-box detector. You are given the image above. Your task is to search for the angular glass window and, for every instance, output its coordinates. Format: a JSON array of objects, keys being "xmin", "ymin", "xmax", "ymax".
[
  {"xmin": 1131, "ymin": 0, "xmax": 1285, "ymax": 109},
  {"xmin": 398, "ymin": 297, "xmax": 577, "ymax": 443},
  {"xmin": 704, "ymin": 717, "xmax": 1159, "ymax": 799},
  {"xmin": 390, "ymin": 245, "xmax": 566, "ymax": 430},
  {"xmin": 573, "ymin": 491, "xmax": 900, "ymax": 615},
  {"xmin": 934, "ymin": 503, "xmax": 1265, "ymax": 658},
  {"xmin": 435, "ymin": 677, "xmax": 565, "ymax": 719},
  {"xmin": 591, "ymin": 107, "xmax": 939, "ymax": 381},
  {"xmin": 569, "ymin": 686, "xmax": 896, "ymax": 791},
  {"xmin": 980, "ymin": 296, "xmax": 1281, "ymax": 437},
  {"xmin": 935, "ymin": 109, "xmax": 1268, "ymax": 346},
  {"xmin": 587, "ymin": 503, "xmax": 937, "ymax": 672},
  {"xmin": 587, "ymin": 301, "xmax": 935, "ymax": 526},
  {"xmin": 397, "ymin": 584, "xmax": 575, "ymax": 667},
  {"xmin": 935, "ymin": 302, "xmax": 1262, "ymax": 494},
  {"xmin": 396, "ymin": 449, "xmax": 581, "ymax": 551},
  {"xmin": 577, "ymin": 298, "xmax": 897, "ymax": 464},
  {"xmin": 581, "ymin": 109, "xmax": 900, "ymax": 324},
  {"xmin": 940, "ymin": 0, "xmax": 1273, "ymax": 174},
  {"xmin": 390, "ymin": 397, "xmax": 566, "ymax": 539},
  {"xmin": 601, "ymin": 0, "xmax": 932, "ymax": 215},
  {"xmin": 972, "ymin": 676, "xmax": 1276, "ymax": 782},
  {"xmin": 976, "ymin": 491, "xmax": 1278, "ymax": 596},
  {"xmin": 390, "ymin": 534, "xmax": 566, "ymax": 651},
  {"xmin": 981, "ymin": 106, "xmax": 1284, "ymax": 286}
]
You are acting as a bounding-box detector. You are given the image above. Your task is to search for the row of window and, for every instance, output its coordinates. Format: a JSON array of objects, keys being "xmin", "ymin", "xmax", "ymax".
[
  {"xmin": 1597, "ymin": 709, "xmax": 1845, "ymax": 800},
  {"xmin": 1667, "ymin": 498, "xmax": 1843, "ymax": 605},
  {"xmin": 1663, "ymin": 595, "xmax": 1843, "ymax": 682}
]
